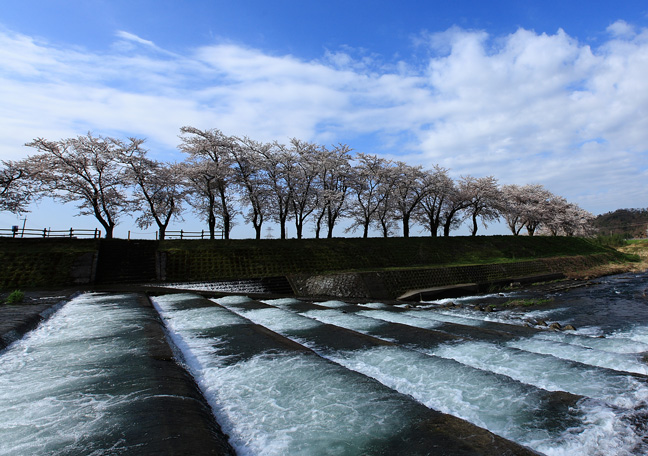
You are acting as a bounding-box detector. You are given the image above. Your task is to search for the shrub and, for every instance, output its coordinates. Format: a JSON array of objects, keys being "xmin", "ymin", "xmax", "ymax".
[
  {"xmin": 593, "ymin": 234, "xmax": 628, "ymax": 248},
  {"xmin": 5, "ymin": 290, "xmax": 25, "ymax": 304}
]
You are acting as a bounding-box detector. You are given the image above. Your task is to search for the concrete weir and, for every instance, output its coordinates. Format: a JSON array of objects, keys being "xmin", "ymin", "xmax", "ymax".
[
  {"xmin": 0, "ymin": 293, "xmax": 235, "ymax": 455},
  {"xmin": 156, "ymin": 294, "xmax": 541, "ymax": 455},
  {"xmin": 130, "ymin": 294, "xmax": 236, "ymax": 455}
]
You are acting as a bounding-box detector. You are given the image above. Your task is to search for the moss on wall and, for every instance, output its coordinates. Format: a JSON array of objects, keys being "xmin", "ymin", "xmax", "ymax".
[
  {"xmin": 0, "ymin": 239, "xmax": 98, "ymax": 289},
  {"xmin": 158, "ymin": 236, "xmax": 622, "ymax": 282},
  {"xmin": 0, "ymin": 236, "xmax": 628, "ymax": 290}
]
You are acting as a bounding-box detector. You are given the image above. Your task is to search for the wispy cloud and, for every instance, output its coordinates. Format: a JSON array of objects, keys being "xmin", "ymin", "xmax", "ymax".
[{"xmin": 0, "ymin": 23, "xmax": 646, "ymax": 214}]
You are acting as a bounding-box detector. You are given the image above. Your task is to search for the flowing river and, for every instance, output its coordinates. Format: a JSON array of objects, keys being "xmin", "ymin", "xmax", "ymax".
[{"xmin": 2, "ymin": 271, "xmax": 648, "ymax": 455}]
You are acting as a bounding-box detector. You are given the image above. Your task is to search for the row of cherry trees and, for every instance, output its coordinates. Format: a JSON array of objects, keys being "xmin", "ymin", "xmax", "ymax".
[{"xmin": 0, "ymin": 129, "xmax": 594, "ymax": 239}]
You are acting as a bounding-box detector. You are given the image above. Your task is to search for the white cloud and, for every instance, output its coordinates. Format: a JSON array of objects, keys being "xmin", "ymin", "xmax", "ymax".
[
  {"xmin": 606, "ymin": 20, "xmax": 637, "ymax": 39},
  {"xmin": 0, "ymin": 23, "xmax": 647, "ymax": 222},
  {"xmin": 115, "ymin": 30, "xmax": 157, "ymax": 48}
]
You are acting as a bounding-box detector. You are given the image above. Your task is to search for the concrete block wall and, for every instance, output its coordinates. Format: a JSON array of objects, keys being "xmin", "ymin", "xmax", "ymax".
[{"xmin": 289, "ymin": 254, "xmax": 618, "ymax": 299}]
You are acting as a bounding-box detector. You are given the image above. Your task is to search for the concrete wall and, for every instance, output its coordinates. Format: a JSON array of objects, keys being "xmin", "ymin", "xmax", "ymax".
[
  {"xmin": 0, "ymin": 237, "xmax": 624, "ymax": 296},
  {"xmin": 288, "ymin": 254, "xmax": 618, "ymax": 300}
]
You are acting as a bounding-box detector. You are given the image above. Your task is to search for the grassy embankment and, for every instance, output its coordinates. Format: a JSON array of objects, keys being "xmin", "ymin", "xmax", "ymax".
[
  {"xmin": 565, "ymin": 238, "xmax": 648, "ymax": 279},
  {"xmin": 159, "ymin": 235, "xmax": 632, "ymax": 282},
  {"xmin": 0, "ymin": 236, "xmax": 640, "ymax": 294}
]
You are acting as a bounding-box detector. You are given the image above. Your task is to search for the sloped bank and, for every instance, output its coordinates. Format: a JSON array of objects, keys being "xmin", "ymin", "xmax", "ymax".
[
  {"xmin": 0, "ymin": 236, "xmax": 630, "ymax": 299},
  {"xmin": 288, "ymin": 253, "xmax": 620, "ymax": 300},
  {"xmin": 158, "ymin": 236, "xmax": 628, "ymax": 300}
]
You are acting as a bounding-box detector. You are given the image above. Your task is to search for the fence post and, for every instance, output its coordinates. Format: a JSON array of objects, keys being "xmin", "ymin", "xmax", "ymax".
[
  {"xmin": 94, "ymin": 228, "xmax": 98, "ymax": 239},
  {"xmin": 180, "ymin": 229, "xmax": 183, "ymax": 240},
  {"xmin": 201, "ymin": 230, "xmax": 205, "ymax": 239},
  {"xmin": 128, "ymin": 231, "xmax": 131, "ymax": 240},
  {"xmin": 69, "ymin": 228, "xmax": 74, "ymax": 238},
  {"xmin": 42, "ymin": 228, "xmax": 47, "ymax": 238}
]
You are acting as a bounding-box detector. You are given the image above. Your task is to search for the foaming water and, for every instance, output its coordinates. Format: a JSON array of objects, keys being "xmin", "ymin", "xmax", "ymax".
[
  {"xmin": 5, "ymin": 271, "xmax": 646, "ymax": 455},
  {"xmin": 507, "ymin": 336, "xmax": 648, "ymax": 375},
  {"xmin": 357, "ymin": 302, "xmax": 389, "ymax": 309},
  {"xmin": 534, "ymin": 330, "xmax": 648, "ymax": 354},
  {"xmin": 404, "ymin": 307, "xmax": 487, "ymax": 326},
  {"xmin": 432, "ymin": 340, "xmax": 648, "ymax": 407},
  {"xmin": 314, "ymin": 300, "xmax": 349, "ymax": 308},
  {"xmin": 155, "ymin": 294, "xmax": 429, "ymax": 456},
  {"xmin": 0, "ymin": 293, "xmax": 157, "ymax": 455},
  {"xmin": 219, "ymin": 299, "xmax": 604, "ymax": 450},
  {"xmin": 260, "ymin": 297, "xmax": 302, "ymax": 306},
  {"xmin": 355, "ymin": 309, "xmax": 443, "ymax": 329},
  {"xmin": 301, "ymin": 309, "xmax": 387, "ymax": 332}
]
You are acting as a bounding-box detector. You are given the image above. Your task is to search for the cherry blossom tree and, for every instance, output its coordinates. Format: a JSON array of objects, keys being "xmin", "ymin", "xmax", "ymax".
[
  {"xmin": 313, "ymin": 144, "xmax": 352, "ymax": 239},
  {"xmin": 460, "ymin": 175, "xmax": 501, "ymax": 236},
  {"xmin": 499, "ymin": 184, "xmax": 528, "ymax": 235},
  {"xmin": 288, "ymin": 139, "xmax": 321, "ymax": 239},
  {"xmin": 392, "ymin": 162, "xmax": 429, "ymax": 238},
  {"xmin": 0, "ymin": 159, "xmax": 35, "ymax": 214},
  {"xmin": 232, "ymin": 137, "xmax": 272, "ymax": 240},
  {"xmin": 346, "ymin": 153, "xmax": 393, "ymax": 238},
  {"xmin": 121, "ymin": 147, "xmax": 185, "ymax": 240},
  {"xmin": 25, "ymin": 133, "xmax": 139, "ymax": 239},
  {"xmin": 179, "ymin": 126, "xmax": 237, "ymax": 239},
  {"xmin": 519, "ymin": 184, "xmax": 555, "ymax": 236},
  {"xmin": 500, "ymin": 184, "xmax": 554, "ymax": 236},
  {"xmin": 254, "ymin": 141, "xmax": 295, "ymax": 239},
  {"xmin": 541, "ymin": 197, "xmax": 594, "ymax": 237},
  {"xmin": 440, "ymin": 181, "xmax": 471, "ymax": 237},
  {"xmin": 414, "ymin": 166, "xmax": 454, "ymax": 237}
]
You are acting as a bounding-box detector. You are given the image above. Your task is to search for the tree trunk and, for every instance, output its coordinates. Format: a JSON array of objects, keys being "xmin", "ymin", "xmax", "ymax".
[
  {"xmin": 208, "ymin": 212, "xmax": 216, "ymax": 240},
  {"xmin": 326, "ymin": 207, "xmax": 338, "ymax": 239},
  {"xmin": 402, "ymin": 215, "xmax": 410, "ymax": 238},
  {"xmin": 104, "ymin": 224, "xmax": 114, "ymax": 239},
  {"xmin": 250, "ymin": 208, "xmax": 263, "ymax": 240},
  {"xmin": 381, "ymin": 221, "xmax": 389, "ymax": 238},
  {"xmin": 362, "ymin": 221, "xmax": 369, "ymax": 238},
  {"xmin": 295, "ymin": 220, "xmax": 303, "ymax": 239},
  {"xmin": 443, "ymin": 220, "xmax": 452, "ymax": 237},
  {"xmin": 280, "ymin": 215, "xmax": 287, "ymax": 239},
  {"xmin": 471, "ymin": 213, "xmax": 478, "ymax": 236},
  {"xmin": 314, "ymin": 210, "xmax": 325, "ymax": 239},
  {"xmin": 219, "ymin": 190, "xmax": 230, "ymax": 240}
]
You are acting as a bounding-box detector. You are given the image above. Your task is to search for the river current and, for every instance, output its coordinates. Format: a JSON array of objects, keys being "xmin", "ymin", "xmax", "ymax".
[{"xmin": 1, "ymin": 271, "xmax": 648, "ymax": 455}]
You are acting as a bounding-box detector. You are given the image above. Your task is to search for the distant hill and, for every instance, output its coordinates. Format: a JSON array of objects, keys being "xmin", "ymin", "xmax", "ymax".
[{"xmin": 592, "ymin": 208, "xmax": 648, "ymax": 238}]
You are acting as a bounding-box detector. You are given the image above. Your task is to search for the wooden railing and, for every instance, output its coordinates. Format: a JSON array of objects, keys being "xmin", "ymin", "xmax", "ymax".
[
  {"xmin": 165, "ymin": 229, "xmax": 224, "ymax": 240},
  {"xmin": 0, "ymin": 227, "xmax": 102, "ymax": 239}
]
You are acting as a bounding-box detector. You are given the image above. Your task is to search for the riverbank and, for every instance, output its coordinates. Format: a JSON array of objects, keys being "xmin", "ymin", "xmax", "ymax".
[{"xmin": 564, "ymin": 239, "xmax": 648, "ymax": 279}]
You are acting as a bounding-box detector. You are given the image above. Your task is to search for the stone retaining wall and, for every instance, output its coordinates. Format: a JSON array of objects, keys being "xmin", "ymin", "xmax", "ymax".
[
  {"xmin": 0, "ymin": 237, "xmax": 626, "ymax": 296},
  {"xmin": 288, "ymin": 253, "xmax": 618, "ymax": 300}
]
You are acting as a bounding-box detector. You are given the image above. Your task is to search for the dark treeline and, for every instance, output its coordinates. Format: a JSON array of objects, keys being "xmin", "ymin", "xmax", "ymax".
[
  {"xmin": 0, "ymin": 129, "xmax": 594, "ymax": 239},
  {"xmin": 592, "ymin": 209, "xmax": 648, "ymax": 238}
]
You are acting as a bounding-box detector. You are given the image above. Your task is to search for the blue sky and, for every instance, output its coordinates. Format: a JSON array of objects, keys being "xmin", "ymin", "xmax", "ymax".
[{"xmin": 1, "ymin": 1, "xmax": 647, "ymax": 238}]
